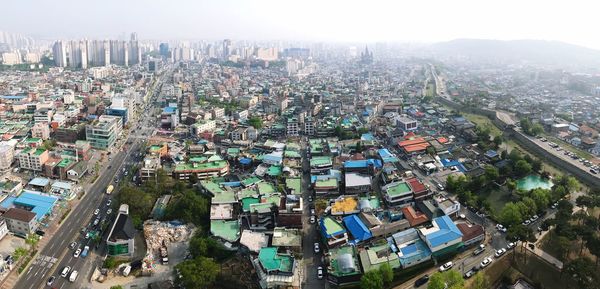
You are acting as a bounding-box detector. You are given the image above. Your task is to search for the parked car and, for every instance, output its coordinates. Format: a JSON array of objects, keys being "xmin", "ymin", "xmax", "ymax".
[
  {"xmin": 480, "ymin": 257, "xmax": 492, "ymax": 268},
  {"xmin": 464, "ymin": 270, "xmax": 475, "ymax": 279},
  {"xmin": 317, "ymin": 266, "xmax": 324, "ymax": 279},
  {"xmin": 313, "ymin": 243, "xmax": 320, "ymax": 253},
  {"xmin": 439, "ymin": 261, "xmax": 453, "ymax": 272},
  {"xmin": 414, "ymin": 275, "xmax": 430, "ymax": 287},
  {"xmin": 310, "ymin": 216, "xmax": 316, "ymax": 224},
  {"xmin": 308, "ymin": 196, "xmax": 313, "ymax": 202},
  {"xmin": 522, "ymin": 219, "xmax": 531, "ymax": 225},
  {"xmin": 506, "ymin": 242, "xmax": 516, "ymax": 250},
  {"xmin": 530, "ymin": 215, "xmax": 539, "ymax": 222},
  {"xmin": 69, "ymin": 242, "xmax": 77, "ymax": 250},
  {"xmin": 495, "ymin": 248, "xmax": 507, "ymax": 258},
  {"xmin": 94, "ymin": 209, "xmax": 99, "ymax": 215},
  {"xmin": 496, "ymin": 224, "xmax": 507, "ymax": 232}
]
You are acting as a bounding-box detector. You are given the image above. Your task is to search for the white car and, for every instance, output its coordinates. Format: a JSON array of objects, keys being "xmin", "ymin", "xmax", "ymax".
[
  {"xmin": 522, "ymin": 219, "xmax": 531, "ymax": 225},
  {"xmin": 309, "ymin": 216, "xmax": 316, "ymax": 224},
  {"xmin": 506, "ymin": 242, "xmax": 516, "ymax": 250},
  {"xmin": 530, "ymin": 215, "xmax": 539, "ymax": 222},
  {"xmin": 314, "ymin": 243, "xmax": 320, "ymax": 253},
  {"xmin": 61, "ymin": 266, "xmax": 71, "ymax": 278},
  {"xmin": 73, "ymin": 248, "xmax": 81, "ymax": 258},
  {"xmin": 94, "ymin": 209, "xmax": 99, "ymax": 215},
  {"xmin": 107, "ymin": 209, "xmax": 112, "ymax": 215},
  {"xmin": 439, "ymin": 261, "xmax": 453, "ymax": 272},
  {"xmin": 317, "ymin": 266, "xmax": 324, "ymax": 279},
  {"xmin": 494, "ymin": 248, "xmax": 507, "ymax": 258},
  {"xmin": 496, "ymin": 224, "xmax": 507, "ymax": 232},
  {"xmin": 480, "ymin": 257, "xmax": 492, "ymax": 268}
]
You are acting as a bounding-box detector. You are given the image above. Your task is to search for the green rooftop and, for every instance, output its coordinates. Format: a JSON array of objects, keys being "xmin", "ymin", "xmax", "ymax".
[
  {"xmin": 149, "ymin": 145, "xmax": 163, "ymax": 152},
  {"xmin": 57, "ymin": 158, "xmax": 74, "ymax": 168},
  {"xmin": 242, "ymin": 197, "xmax": 260, "ymax": 212},
  {"xmin": 210, "ymin": 220, "xmax": 240, "ymax": 242},
  {"xmin": 315, "ymin": 178, "xmax": 338, "ymax": 188},
  {"xmin": 258, "ymin": 247, "xmax": 294, "ymax": 273},
  {"xmin": 322, "ymin": 216, "xmax": 346, "ymax": 236},
  {"xmin": 284, "ymin": 150, "xmax": 301, "ymax": 158},
  {"xmin": 385, "ymin": 182, "xmax": 412, "ymax": 197},
  {"xmin": 241, "ymin": 176, "xmax": 261, "ymax": 187},
  {"xmin": 174, "ymin": 160, "xmax": 228, "ymax": 172},
  {"xmin": 238, "ymin": 188, "xmax": 258, "ymax": 200},
  {"xmin": 250, "ymin": 202, "xmax": 275, "ymax": 214},
  {"xmin": 201, "ymin": 180, "xmax": 224, "ymax": 195},
  {"xmin": 267, "ymin": 165, "xmax": 282, "ymax": 177},
  {"xmin": 310, "ymin": 156, "xmax": 332, "ymax": 167},
  {"xmin": 359, "ymin": 243, "xmax": 401, "ymax": 273},
  {"xmin": 285, "ymin": 178, "xmax": 301, "ymax": 195},
  {"xmin": 257, "ymin": 182, "xmax": 276, "ymax": 195},
  {"xmin": 26, "ymin": 137, "xmax": 41, "ymax": 143},
  {"xmin": 22, "ymin": 147, "xmax": 47, "ymax": 156}
]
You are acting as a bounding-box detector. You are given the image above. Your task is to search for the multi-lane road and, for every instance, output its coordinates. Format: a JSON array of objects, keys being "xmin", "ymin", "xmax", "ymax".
[{"xmin": 13, "ymin": 69, "xmax": 169, "ymax": 289}]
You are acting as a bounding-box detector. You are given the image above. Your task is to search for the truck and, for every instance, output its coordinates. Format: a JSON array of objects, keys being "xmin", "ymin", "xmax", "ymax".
[
  {"xmin": 81, "ymin": 246, "xmax": 90, "ymax": 258},
  {"xmin": 106, "ymin": 185, "xmax": 114, "ymax": 195},
  {"xmin": 160, "ymin": 241, "xmax": 169, "ymax": 264}
]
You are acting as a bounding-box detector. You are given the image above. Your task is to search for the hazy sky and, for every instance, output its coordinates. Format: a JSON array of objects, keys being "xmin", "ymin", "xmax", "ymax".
[{"xmin": 4, "ymin": 0, "xmax": 600, "ymax": 48}]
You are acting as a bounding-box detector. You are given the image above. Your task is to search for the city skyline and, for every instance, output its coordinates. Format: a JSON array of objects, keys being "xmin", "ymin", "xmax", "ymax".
[{"xmin": 3, "ymin": 0, "xmax": 600, "ymax": 49}]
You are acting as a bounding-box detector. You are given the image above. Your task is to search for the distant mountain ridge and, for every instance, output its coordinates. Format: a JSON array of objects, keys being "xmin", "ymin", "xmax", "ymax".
[{"xmin": 429, "ymin": 38, "xmax": 600, "ymax": 67}]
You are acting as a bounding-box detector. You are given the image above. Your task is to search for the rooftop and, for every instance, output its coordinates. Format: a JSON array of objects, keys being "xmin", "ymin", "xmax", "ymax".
[
  {"xmin": 210, "ymin": 220, "xmax": 241, "ymax": 242},
  {"xmin": 331, "ymin": 196, "xmax": 359, "ymax": 215},
  {"xmin": 320, "ymin": 216, "xmax": 346, "ymax": 238},
  {"xmin": 258, "ymin": 247, "xmax": 294, "ymax": 273},
  {"xmin": 385, "ymin": 182, "xmax": 412, "ymax": 197},
  {"xmin": 271, "ymin": 227, "xmax": 302, "ymax": 248},
  {"xmin": 329, "ymin": 245, "xmax": 361, "ymax": 277}
]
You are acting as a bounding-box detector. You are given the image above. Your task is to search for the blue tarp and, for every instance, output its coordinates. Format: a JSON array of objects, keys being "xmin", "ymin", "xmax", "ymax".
[
  {"xmin": 485, "ymin": 150, "xmax": 499, "ymax": 158},
  {"xmin": 343, "ymin": 214, "xmax": 372, "ymax": 242},
  {"xmin": 440, "ymin": 159, "xmax": 467, "ymax": 172},
  {"xmin": 220, "ymin": 181, "xmax": 241, "ymax": 187},
  {"xmin": 239, "ymin": 158, "xmax": 252, "ymax": 165}
]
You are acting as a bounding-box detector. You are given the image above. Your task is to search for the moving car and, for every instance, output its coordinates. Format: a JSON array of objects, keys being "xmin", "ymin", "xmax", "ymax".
[
  {"xmin": 415, "ymin": 275, "xmax": 430, "ymax": 287},
  {"xmin": 317, "ymin": 266, "xmax": 324, "ymax": 279},
  {"xmin": 69, "ymin": 270, "xmax": 78, "ymax": 282},
  {"xmin": 73, "ymin": 248, "xmax": 81, "ymax": 258},
  {"xmin": 480, "ymin": 257, "xmax": 492, "ymax": 268},
  {"xmin": 439, "ymin": 261, "xmax": 453, "ymax": 272},
  {"xmin": 61, "ymin": 266, "xmax": 71, "ymax": 278},
  {"xmin": 473, "ymin": 244, "xmax": 486, "ymax": 255},
  {"xmin": 313, "ymin": 243, "xmax": 320, "ymax": 253},
  {"xmin": 47, "ymin": 276, "xmax": 55, "ymax": 286},
  {"xmin": 69, "ymin": 242, "xmax": 77, "ymax": 250}
]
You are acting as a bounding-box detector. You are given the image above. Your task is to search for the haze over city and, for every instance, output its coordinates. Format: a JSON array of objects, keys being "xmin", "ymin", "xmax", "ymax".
[
  {"xmin": 0, "ymin": 2, "xmax": 600, "ymax": 289},
  {"xmin": 3, "ymin": 0, "xmax": 600, "ymax": 48}
]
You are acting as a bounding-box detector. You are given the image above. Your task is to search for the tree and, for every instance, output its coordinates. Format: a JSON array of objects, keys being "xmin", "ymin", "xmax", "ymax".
[
  {"xmin": 164, "ymin": 189, "xmax": 210, "ymax": 226},
  {"xmin": 507, "ymin": 179, "xmax": 517, "ymax": 191},
  {"xmin": 530, "ymin": 189, "xmax": 551, "ymax": 211},
  {"xmin": 379, "ymin": 263, "xmax": 393, "ymax": 286},
  {"xmin": 13, "ymin": 247, "xmax": 28, "ymax": 261},
  {"xmin": 176, "ymin": 257, "xmax": 220, "ymax": 289},
  {"xmin": 493, "ymin": 135, "xmax": 503, "ymax": 147},
  {"xmin": 248, "ymin": 116, "xmax": 263, "ymax": 129},
  {"xmin": 484, "ymin": 165, "xmax": 500, "ymax": 182},
  {"xmin": 499, "ymin": 202, "xmax": 524, "ymax": 226},
  {"xmin": 104, "ymin": 256, "xmax": 118, "ymax": 269},
  {"xmin": 531, "ymin": 159, "xmax": 542, "ymax": 172},
  {"xmin": 514, "ymin": 160, "xmax": 532, "ymax": 176},
  {"xmin": 531, "ymin": 123, "xmax": 544, "ymax": 136},
  {"xmin": 42, "ymin": 139, "xmax": 57, "ymax": 151},
  {"xmin": 556, "ymin": 236, "xmax": 571, "ymax": 260},
  {"xmin": 360, "ymin": 270, "xmax": 384, "ymax": 289},
  {"xmin": 564, "ymin": 257, "xmax": 597, "ymax": 288},
  {"xmin": 315, "ymin": 198, "xmax": 328, "ymax": 213},
  {"xmin": 25, "ymin": 234, "xmax": 39, "ymax": 250},
  {"xmin": 469, "ymin": 273, "xmax": 490, "ymax": 289},
  {"xmin": 428, "ymin": 270, "xmax": 464, "ymax": 289}
]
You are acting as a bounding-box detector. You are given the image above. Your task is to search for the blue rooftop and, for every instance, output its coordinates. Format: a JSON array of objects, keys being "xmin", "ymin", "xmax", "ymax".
[
  {"xmin": 343, "ymin": 159, "xmax": 383, "ymax": 169},
  {"xmin": 361, "ymin": 133, "xmax": 375, "ymax": 141},
  {"xmin": 5, "ymin": 191, "xmax": 58, "ymax": 221},
  {"xmin": 163, "ymin": 106, "xmax": 177, "ymax": 113},
  {"xmin": 0, "ymin": 95, "xmax": 26, "ymax": 100},
  {"xmin": 29, "ymin": 177, "xmax": 50, "ymax": 187},
  {"xmin": 485, "ymin": 150, "xmax": 499, "ymax": 158},
  {"xmin": 343, "ymin": 214, "xmax": 372, "ymax": 243},
  {"xmin": 424, "ymin": 216, "xmax": 463, "ymax": 248},
  {"xmin": 378, "ymin": 149, "xmax": 399, "ymax": 163}
]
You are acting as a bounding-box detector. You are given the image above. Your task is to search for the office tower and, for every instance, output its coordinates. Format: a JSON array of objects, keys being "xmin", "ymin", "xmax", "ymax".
[
  {"xmin": 52, "ymin": 41, "xmax": 67, "ymax": 67},
  {"xmin": 222, "ymin": 39, "xmax": 232, "ymax": 59},
  {"xmin": 159, "ymin": 43, "xmax": 169, "ymax": 58}
]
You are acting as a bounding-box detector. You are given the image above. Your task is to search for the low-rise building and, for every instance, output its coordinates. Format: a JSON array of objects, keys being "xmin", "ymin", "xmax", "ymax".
[
  {"xmin": 2, "ymin": 208, "xmax": 37, "ymax": 237},
  {"xmin": 107, "ymin": 204, "xmax": 136, "ymax": 257},
  {"xmin": 86, "ymin": 115, "xmax": 122, "ymax": 149},
  {"xmin": 18, "ymin": 148, "xmax": 49, "ymax": 171}
]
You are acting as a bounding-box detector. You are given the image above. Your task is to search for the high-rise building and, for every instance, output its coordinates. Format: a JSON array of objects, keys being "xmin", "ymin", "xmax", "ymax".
[
  {"xmin": 222, "ymin": 39, "xmax": 232, "ymax": 59},
  {"xmin": 110, "ymin": 40, "xmax": 129, "ymax": 66},
  {"xmin": 67, "ymin": 40, "xmax": 88, "ymax": 68},
  {"xmin": 52, "ymin": 41, "xmax": 67, "ymax": 67},
  {"xmin": 159, "ymin": 43, "xmax": 169, "ymax": 58},
  {"xmin": 128, "ymin": 32, "xmax": 141, "ymax": 65}
]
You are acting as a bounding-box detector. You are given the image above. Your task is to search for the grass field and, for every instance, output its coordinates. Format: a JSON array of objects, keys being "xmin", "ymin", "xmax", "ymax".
[{"xmin": 463, "ymin": 113, "xmax": 503, "ymax": 137}]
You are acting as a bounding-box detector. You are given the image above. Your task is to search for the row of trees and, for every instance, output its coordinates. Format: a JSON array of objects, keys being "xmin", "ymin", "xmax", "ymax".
[
  {"xmin": 360, "ymin": 263, "xmax": 393, "ymax": 289},
  {"xmin": 520, "ymin": 118, "xmax": 544, "ymax": 136},
  {"xmin": 426, "ymin": 270, "xmax": 490, "ymax": 289}
]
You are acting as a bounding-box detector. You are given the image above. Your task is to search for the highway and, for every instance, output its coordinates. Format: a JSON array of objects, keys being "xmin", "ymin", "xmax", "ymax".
[{"xmin": 13, "ymin": 68, "xmax": 169, "ymax": 289}]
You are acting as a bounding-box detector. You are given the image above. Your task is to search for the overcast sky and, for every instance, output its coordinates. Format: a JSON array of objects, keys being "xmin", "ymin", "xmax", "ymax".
[{"xmin": 4, "ymin": 0, "xmax": 600, "ymax": 48}]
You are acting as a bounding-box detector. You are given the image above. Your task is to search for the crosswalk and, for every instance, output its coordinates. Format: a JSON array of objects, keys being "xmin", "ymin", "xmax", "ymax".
[{"xmin": 31, "ymin": 255, "xmax": 58, "ymax": 269}]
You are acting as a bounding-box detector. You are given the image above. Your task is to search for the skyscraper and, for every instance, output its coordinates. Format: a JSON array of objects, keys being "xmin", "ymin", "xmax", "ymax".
[
  {"xmin": 222, "ymin": 39, "xmax": 232, "ymax": 60},
  {"xmin": 159, "ymin": 43, "xmax": 169, "ymax": 58},
  {"xmin": 128, "ymin": 32, "xmax": 141, "ymax": 65},
  {"xmin": 52, "ymin": 41, "xmax": 67, "ymax": 67}
]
